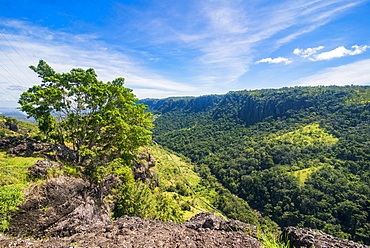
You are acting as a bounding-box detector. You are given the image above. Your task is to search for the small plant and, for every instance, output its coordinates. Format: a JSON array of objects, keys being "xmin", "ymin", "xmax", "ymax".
[{"xmin": 258, "ymin": 232, "xmax": 290, "ymax": 248}]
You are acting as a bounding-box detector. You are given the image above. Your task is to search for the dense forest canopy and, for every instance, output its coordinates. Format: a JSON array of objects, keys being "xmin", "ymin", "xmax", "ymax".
[{"xmin": 142, "ymin": 85, "xmax": 370, "ymax": 244}]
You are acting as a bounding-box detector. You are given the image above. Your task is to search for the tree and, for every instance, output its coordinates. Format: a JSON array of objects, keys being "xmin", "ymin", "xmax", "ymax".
[{"xmin": 18, "ymin": 60, "xmax": 153, "ymax": 165}]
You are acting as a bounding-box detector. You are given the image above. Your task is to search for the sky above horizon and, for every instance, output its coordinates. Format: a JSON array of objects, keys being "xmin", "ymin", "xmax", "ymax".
[{"xmin": 1, "ymin": 0, "xmax": 370, "ymax": 107}]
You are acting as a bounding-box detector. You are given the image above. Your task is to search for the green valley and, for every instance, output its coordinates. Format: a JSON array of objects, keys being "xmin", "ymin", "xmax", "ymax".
[{"xmin": 143, "ymin": 85, "xmax": 370, "ymax": 244}]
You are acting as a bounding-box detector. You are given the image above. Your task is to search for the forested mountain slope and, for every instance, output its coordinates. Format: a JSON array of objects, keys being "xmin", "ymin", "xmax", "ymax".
[{"xmin": 142, "ymin": 86, "xmax": 370, "ymax": 244}]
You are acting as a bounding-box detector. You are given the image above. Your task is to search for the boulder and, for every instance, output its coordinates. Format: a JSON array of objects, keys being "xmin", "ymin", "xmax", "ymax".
[
  {"xmin": 184, "ymin": 212, "xmax": 257, "ymax": 238},
  {"xmin": 28, "ymin": 160, "xmax": 61, "ymax": 179},
  {"xmin": 7, "ymin": 176, "xmax": 111, "ymax": 238},
  {"xmin": 282, "ymin": 226, "xmax": 369, "ymax": 248}
]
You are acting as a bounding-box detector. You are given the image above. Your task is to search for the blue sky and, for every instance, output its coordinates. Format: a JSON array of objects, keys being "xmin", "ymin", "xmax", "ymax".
[{"xmin": 1, "ymin": 0, "xmax": 370, "ymax": 107}]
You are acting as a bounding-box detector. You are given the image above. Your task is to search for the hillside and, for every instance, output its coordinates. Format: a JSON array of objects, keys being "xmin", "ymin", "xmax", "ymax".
[
  {"xmin": 142, "ymin": 85, "xmax": 370, "ymax": 244},
  {"xmin": 0, "ymin": 117, "xmax": 270, "ymax": 247},
  {"xmin": 0, "ymin": 116, "xmax": 257, "ymax": 226},
  {"xmin": 0, "ymin": 89, "xmax": 369, "ymax": 247}
]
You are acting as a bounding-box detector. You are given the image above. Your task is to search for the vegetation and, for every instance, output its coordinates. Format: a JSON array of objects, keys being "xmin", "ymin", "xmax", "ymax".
[
  {"xmin": 0, "ymin": 152, "xmax": 43, "ymax": 231},
  {"xmin": 3, "ymin": 81, "xmax": 369, "ymax": 247},
  {"xmin": 96, "ymin": 144, "xmax": 261, "ymax": 224},
  {"xmin": 143, "ymin": 85, "xmax": 370, "ymax": 244},
  {"xmin": 0, "ymin": 184, "xmax": 25, "ymax": 231},
  {"xmin": 147, "ymin": 144, "xmax": 260, "ymax": 223},
  {"xmin": 18, "ymin": 60, "xmax": 153, "ymax": 166}
]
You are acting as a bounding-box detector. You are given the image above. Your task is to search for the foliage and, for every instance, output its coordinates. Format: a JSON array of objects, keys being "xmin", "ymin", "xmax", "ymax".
[
  {"xmin": 258, "ymin": 232, "xmax": 290, "ymax": 248},
  {"xmin": 272, "ymin": 123, "xmax": 338, "ymax": 147},
  {"xmin": 147, "ymin": 144, "xmax": 261, "ymax": 224},
  {"xmin": 144, "ymin": 85, "xmax": 370, "ymax": 244},
  {"xmin": 0, "ymin": 152, "xmax": 43, "ymax": 231},
  {"xmin": 0, "ymin": 184, "xmax": 26, "ymax": 231},
  {"xmin": 18, "ymin": 60, "xmax": 153, "ymax": 165},
  {"xmin": 114, "ymin": 181, "xmax": 184, "ymax": 223}
]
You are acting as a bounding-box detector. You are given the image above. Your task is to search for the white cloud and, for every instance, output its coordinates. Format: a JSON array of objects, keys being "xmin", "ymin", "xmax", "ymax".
[
  {"xmin": 293, "ymin": 45, "xmax": 369, "ymax": 61},
  {"xmin": 295, "ymin": 59, "xmax": 370, "ymax": 86},
  {"xmin": 312, "ymin": 45, "xmax": 369, "ymax": 61},
  {"xmin": 293, "ymin": 46, "xmax": 325, "ymax": 57},
  {"xmin": 256, "ymin": 57, "xmax": 292, "ymax": 65}
]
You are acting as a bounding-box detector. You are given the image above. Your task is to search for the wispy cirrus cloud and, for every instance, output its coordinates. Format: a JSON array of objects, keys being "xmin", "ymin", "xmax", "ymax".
[
  {"xmin": 1, "ymin": 0, "xmax": 368, "ymax": 108},
  {"xmin": 122, "ymin": 0, "xmax": 366, "ymax": 87},
  {"xmin": 256, "ymin": 57, "xmax": 292, "ymax": 65},
  {"xmin": 0, "ymin": 19, "xmax": 197, "ymax": 101}
]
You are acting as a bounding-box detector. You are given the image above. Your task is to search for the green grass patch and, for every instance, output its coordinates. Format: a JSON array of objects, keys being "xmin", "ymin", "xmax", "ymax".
[
  {"xmin": 0, "ymin": 152, "xmax": 45, "ymax": 231},
  {"xmin": 290, "ymin": 166, "xmax": 322, "ymax": 186},
  {"xmin": 258, "ymin": 232, "xmax": 290, "ymax": 248},
  {"xmin": 0, "ymin": 115, "xmax": 39, "ymax": 138},
  {"xmin": 273, "ymin": 123, "xmax": 338, "ymax": 147},
  {"xmin": 0, "ymin": 184, "xmax": 26, "ymax": 231},
  {"xmin": 289, "ymin": 163, "xmax": 333, "ymax": 186},
  {"xmin": 0, "ymin": 152, "xmax": 43, "ymax": 186}
]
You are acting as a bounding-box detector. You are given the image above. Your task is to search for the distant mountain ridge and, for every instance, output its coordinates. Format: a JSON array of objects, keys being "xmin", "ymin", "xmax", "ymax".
[
  {"xmin": 0, "ymin": 107, "xmax": 35, "ymax": 123},
  {"xmin": 142, "ymin": 85, "xmax": 370, "ymax": 125}
]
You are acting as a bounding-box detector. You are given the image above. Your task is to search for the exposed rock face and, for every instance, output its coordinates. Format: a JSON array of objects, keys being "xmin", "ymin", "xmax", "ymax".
[
  {"xmin": 132, "ymin": 149, "xmax": 158, "ymax": 187},
  {"xmin": 4, "ymin": 174, "xmax": 263, "ymax": 247},
  {"xmin": 7, "ymin": 176, "xmax": 111, "ymax": 238},
  {"xmin": 2, "ymin": 214, "xmax": 264, "ymax": 248},
  {"xmin": 0, "ymin": 136, "xmax": 77, "ymax": 162},
  {"xmin": 282, "ymin": 226, "xmax": 369, "ymax": 248}
]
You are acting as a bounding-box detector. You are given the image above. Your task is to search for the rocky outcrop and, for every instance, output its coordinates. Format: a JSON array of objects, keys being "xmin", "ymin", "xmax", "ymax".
[
  {"xmin": 4, "ymin": 171, "xmax": 262, "ymax": 247},
  {"xmin": 132, "ymin": 149, "xmax": 159, "ymax": 187},
  {"xmin": 28, "ymin": 160, "xmax": 62, "ymax": 179},
  {"xmin": 4, "ymin": 172, "xmax": 262, "ymax": 247},
  {"xmin": 184, "ymin": 212, "xmax": 257, "ymax": 237},
  {"xmin": 282, "ymin": 226, "xmax": 369, "ymax": 248},
  {"xmin": 2, "ymin": 213, "xmax": 264, "ymax": 248},
  {"xmin": 0, "ymin": 136, "xmax": 77, "ymax": 162},
  {"xmin": 7, "ymin": 176, "xmax": 111, "ymax": 238}
]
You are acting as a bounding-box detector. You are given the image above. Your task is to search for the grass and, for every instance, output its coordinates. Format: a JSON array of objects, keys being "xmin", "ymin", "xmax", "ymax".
[
  {"xmin": 290, "ymin": 165, "xmax": 322, "ymax": 186},
  {"xmin": 258, "ymin": 232, "xmax": 290, "ymax": 248},
  {"xmin": 146, "ymin": 144, "xmax": 224, "ymax": 220},
  {"xmin": 0, "ymin": 115, "xmax": 39, "ymax": 138},
  {"xmin": 0, "ymin": 152, "xmax": 45, "ymax": 231},
  {"xmin": 273, "ymin": 123, "xmax": 338, "ymax": 147},
  {"xmin": 289, "ymin": 162, "xmax": 334, "ymax": 186},
  {"xmin": 0, "ymin": 152, "xmax": 43, "ymax": 186}
]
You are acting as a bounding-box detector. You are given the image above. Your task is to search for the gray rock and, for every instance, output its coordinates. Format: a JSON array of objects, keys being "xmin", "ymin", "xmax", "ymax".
[
  {"xmin": 184, "ymin": 212, "xmax": 257, "ymax": 237},
  {"xmin": 282, "ymin": 226, "xmax": 369, "ymax": 248},
  {"xmin": 28, "ymin": 160, "xmax": 61, "ymax": 179}
]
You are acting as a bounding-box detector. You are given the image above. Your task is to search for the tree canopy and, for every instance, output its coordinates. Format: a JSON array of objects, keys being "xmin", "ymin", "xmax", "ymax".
[{"xmin": 19, "ymin": 60, "xmax": 153, "ymax": 164}]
